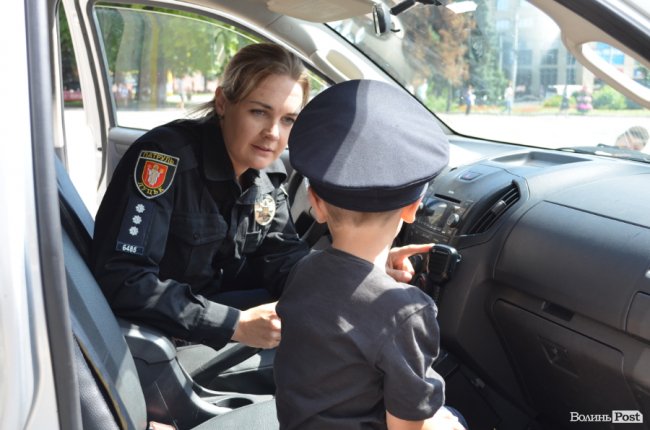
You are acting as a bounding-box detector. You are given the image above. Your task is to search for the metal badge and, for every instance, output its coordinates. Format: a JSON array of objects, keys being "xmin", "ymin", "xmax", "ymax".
[{"xmin": 254, "ymin": 194, "xmax": 276, "ymax": 226}]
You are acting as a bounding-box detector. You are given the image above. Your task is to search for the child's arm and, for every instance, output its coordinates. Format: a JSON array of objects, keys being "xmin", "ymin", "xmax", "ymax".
[{"xmin": 386, "ymin": 408, "xmax": 466, "ymax": 430}]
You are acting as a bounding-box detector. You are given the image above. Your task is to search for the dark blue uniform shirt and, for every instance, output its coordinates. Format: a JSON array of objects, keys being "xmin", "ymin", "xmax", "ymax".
[{"xmin": 91, "ymin": 115, "xmax": 309, "ymax": 350}]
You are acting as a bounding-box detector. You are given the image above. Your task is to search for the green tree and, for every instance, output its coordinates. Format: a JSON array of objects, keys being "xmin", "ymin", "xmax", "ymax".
[
  {"xmin": 592, "ymin": 86, "xmax": 626, "ymax": 110},
  {"xmin": 433, "ymin": 8, "xmax": 473, "ymax": 111},
  {"xmin": 467, "ymin": 0, "xmax": 506, "ymax": 105},
  {"xmin": 400, "ymin": 5, "xmax": 472, "ymax": 111},
  {"xmin": 96, "ymin": 5, "xmax": 258, "ymax": 108},
  {"xmin": 58, "ymin": 7, "xmax": 80, "ymax": 92}
]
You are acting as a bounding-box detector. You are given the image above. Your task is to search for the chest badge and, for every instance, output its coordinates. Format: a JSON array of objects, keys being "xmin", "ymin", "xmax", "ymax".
[
  {"xmin": 254, "ymin": 194, "xmax": 276, "ymax": 226},
  {"xmin": 134, "ymin": 150, "xmax": 179, "ymax": 199}
]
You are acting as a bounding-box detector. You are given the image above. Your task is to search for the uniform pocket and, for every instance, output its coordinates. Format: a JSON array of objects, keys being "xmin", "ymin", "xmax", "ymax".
[{"xmin": 166, "ymin": 213, "xmax": 228, "ymax": 283}]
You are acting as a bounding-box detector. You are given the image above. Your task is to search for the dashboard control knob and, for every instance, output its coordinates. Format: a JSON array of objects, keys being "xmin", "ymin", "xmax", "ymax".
[{"xmin": 446, "ymin": 213, "xmax": 460, "ymax": 228}]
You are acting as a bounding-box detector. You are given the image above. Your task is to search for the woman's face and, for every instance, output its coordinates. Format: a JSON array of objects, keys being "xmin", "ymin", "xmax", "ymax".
[{"xmin": 216, "ymin": 74, "xmax": 304, "ymax": 178}]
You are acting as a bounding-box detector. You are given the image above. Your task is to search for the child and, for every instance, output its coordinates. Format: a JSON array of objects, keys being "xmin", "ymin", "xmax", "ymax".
[{"xmin": 274, "ymin": 80, "xmax": 464, "ymax": 430}]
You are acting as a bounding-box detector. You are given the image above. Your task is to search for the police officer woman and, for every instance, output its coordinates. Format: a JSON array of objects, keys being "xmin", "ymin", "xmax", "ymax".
[{"xmin": 92, "ymin": 43, "xmax": 309, "ymax": 357}]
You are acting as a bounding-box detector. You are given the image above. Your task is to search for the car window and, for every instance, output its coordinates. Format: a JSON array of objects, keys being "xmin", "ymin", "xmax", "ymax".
[
  {"xmin": 60, "ymin": 8, "xmax": 83, "ymax": 109},
  {"xmin": 59, "ymin": 3, "xmax": 101, "ymax": 214},
  {"xmin": 329, "ymin": 0, "xmax": 650, "ymax": 160},
  {"xmin": 94, "ymin": 4, "xmax": 328, "ymax": 130}
]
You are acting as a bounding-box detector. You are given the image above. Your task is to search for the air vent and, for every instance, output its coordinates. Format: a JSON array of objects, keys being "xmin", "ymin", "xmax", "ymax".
[
  {"xmin": 434, "ymin": 193, "xmax": 461, "ymax": 204},
  {"xmin": 467, "ymin": 182, "xmax": 520, "ymax": 234}
]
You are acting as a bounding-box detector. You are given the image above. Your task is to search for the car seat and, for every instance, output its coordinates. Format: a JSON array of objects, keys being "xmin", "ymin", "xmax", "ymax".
[
  {"xmin": 64, "ymin": 228, "xmax": 278, "ymax": 429},
  {"xmin": 55, "ymin": 155, "xmax": 273, "ymax": 390},
  {"xmin": 56, "ymin": 156, "xmax": 279, "ymax": 429}
]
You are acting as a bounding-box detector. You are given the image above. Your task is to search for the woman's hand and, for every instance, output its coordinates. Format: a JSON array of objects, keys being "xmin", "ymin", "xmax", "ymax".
[
  {"xmin": 231, "ymin": 302, "xmax": 282, "ymax": 349},
  {"xmin": 386, "ymin": 243, "xmax": 434, "ymax": 283}
]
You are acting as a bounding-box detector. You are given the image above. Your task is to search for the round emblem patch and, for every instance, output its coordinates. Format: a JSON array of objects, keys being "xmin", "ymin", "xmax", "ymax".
[{"xmin": 254, "ymin": 194, "xmax": 276, "ymax": 226}]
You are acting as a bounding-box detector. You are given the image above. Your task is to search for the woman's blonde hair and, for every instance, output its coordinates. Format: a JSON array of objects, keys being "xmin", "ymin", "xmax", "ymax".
[{"xmin": 195, "ymin": 42, "xmax": 310, "ymax": 115}]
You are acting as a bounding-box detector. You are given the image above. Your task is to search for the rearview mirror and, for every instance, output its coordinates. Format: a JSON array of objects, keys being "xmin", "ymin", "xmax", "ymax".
[{"xmin": 372, "ymin": 2, "xmax": 391, "ymax": 35}]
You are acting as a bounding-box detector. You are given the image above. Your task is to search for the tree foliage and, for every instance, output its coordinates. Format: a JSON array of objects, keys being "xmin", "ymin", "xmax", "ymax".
[
  {"xmin": 400, "ymin": 5, "xmax": 473, "ymax": 111},
  {"xmin": 592, "ymin": 86, "xmax": 627, "ymax": 110},
  {"xmin": 59, "ymin": 7, "xmax": 80, "ymax": 87},
  {"xmin": 400, "ymin": 1, "xmax": 508, "ymax": 110},
  {"xmin": 94, "ymin": 4, "xmax": 258, "ymax": 107},
  {"xmin": 467, "ymin": 1, "xmax": 506, "ymax": 104}
]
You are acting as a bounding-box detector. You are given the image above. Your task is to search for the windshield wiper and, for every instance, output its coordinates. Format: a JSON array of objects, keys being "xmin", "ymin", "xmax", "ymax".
[
  {"xmin": 557, "ymin": 145, "xmax": 650, "ymax": 163},
  {"xmin": 390, "ymin": 0, "xmax": 440, "ymax": 16}
]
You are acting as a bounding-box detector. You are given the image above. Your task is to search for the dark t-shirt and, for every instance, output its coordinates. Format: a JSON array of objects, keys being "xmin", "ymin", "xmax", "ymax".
[{"xmin": 275, "ymin": 247, "xmax": 445, "ymax": 430}]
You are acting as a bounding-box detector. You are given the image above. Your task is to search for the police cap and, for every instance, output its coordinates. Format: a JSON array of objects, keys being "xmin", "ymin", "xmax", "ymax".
[{"xmin": 289, "ymin": 79, "xmax": 449, "ymax": 212}]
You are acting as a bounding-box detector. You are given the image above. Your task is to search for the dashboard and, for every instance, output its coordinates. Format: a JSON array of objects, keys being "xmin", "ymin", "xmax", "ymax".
[
  {"xmin": 397, "ymin": 139, "xmax": 650, "ymax": 428},
  {"xmin": 406, "ymin": 162, "xmax": 521, "ymax": 245},
  {"xmin": 405, "ymin": 143, "xmax": 650, "ymax": 246}
]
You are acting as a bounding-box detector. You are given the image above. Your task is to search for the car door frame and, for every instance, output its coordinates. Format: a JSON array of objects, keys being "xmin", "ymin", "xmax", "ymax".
[{"xmin": 0, "ymin": 0, "xmax": 83, "ymax": 429}]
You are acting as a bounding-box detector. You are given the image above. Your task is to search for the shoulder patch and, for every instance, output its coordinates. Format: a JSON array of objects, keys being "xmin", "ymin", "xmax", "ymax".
[{"xmin": 134, "ymin": 150, "xmax": 179, "ymax": 199}]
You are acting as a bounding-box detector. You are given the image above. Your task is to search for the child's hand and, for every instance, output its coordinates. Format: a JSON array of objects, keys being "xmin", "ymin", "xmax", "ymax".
[{"xmin": 386, "ymin": 243, "xmax": 434, "ymax": 282}]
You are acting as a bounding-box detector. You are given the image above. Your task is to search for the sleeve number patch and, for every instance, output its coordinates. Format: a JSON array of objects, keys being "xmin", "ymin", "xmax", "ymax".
[
  {"xmin": 117, "ymin": 242, "xmax": 143, "ymax": 255},
  {"xmin": 115, "ymin": 197, "xmax": 155, "ymax": 256}
]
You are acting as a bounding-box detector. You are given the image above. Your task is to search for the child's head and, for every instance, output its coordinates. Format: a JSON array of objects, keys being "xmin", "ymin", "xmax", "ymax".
[{"xmin": 289, "ymin": 79, "xmax": 449, "ymax": 219}]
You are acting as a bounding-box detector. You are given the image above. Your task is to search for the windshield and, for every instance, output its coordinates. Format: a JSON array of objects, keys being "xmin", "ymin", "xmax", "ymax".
[{"xmin": 328, "ymin": 0, "xmax": 650, "ymax": 160}]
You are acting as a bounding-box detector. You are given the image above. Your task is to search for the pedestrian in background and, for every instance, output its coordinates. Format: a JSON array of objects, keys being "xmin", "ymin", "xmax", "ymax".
[
  {"xmin": 464, "ymin": 85, "xmax": 475, "ymax": 115},
  {"xmin": 504, "ymin": 82, "xmax": 514, "ymax": 115}
]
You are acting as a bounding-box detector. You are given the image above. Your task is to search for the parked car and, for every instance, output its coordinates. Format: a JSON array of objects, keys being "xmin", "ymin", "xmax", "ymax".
[
  {"xmin": 2, "ymin": 0, "xmax": 649, "ymax": 429},
  {"xmin": 63, "ymin": 80, "xmax": 83, "ymax": 103}
]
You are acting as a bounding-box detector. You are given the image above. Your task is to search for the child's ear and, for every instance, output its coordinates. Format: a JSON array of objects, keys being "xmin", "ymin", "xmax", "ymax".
[
  {"xmin": 307, "ymin": 187, "xmax": 328, "ymax": 224},
  {"xmin": 400, "ymin": 197, "xmax": 422, "ymax": 223}
]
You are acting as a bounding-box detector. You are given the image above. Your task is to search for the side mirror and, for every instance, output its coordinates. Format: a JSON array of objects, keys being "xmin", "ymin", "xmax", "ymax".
[{"xmin": 372, "ymin": 2, "xmax": 392, "ymax": 35}]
